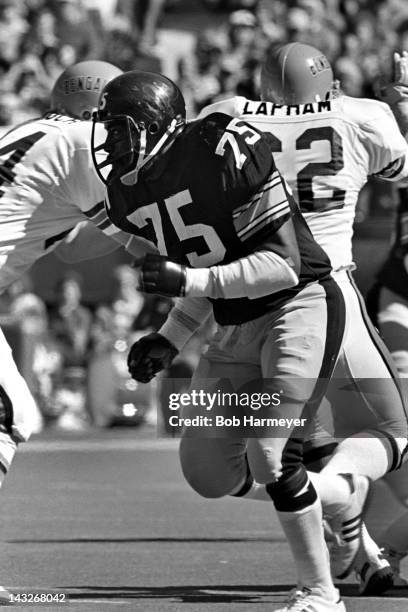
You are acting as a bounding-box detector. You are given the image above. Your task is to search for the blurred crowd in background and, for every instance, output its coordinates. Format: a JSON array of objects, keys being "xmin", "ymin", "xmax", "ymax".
[
  {"xmin": 1, "ymin": 0, "xmax": 408, "ymax": 124},
  {"xmin": 0, "ymin": 0, "xmax": 407, "ymax": 432},
  {"xmin": 0, "ymin": 262, "xmax": 212, "ymax": 433}
]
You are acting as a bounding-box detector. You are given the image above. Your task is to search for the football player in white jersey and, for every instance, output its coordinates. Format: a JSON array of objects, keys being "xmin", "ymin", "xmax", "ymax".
[
  {"xmin": 193, "ymin": 42, "xmax": 408, "ymax": 595},
  {"xmin": 0, "ymin": 59, "xmax": 154, "ymax": 603}
]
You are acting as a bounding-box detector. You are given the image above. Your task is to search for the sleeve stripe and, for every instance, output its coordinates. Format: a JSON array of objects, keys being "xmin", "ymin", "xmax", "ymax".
[
  {"xmin": 233, "ymin": 181, "xmax": 281, "ymax": 218},
  {"xmin": 96, "ymin": 218, "xmax": 120, "ymax": 234},
  {"xmin": 234, "ymin": 181, "xmax": 290, "ymax": 235},
  {"xmin": 100, "ymin": 223, "xmax": 120, "ymax": 236},
  {"xmin": 375, "ymin": 155, "xmax": 405, "ymax": 180},
  {"xmin": 233, "ymin": 173, "xmax": 281, "ymax": 217},
  {"xmin": 83, "ymin": 200, "xmax": 105, "ymax": 218},
  {"xmin": 97, "ymin": 218, "xmax": 111, "ymax": 230},
  {"xmin": 84, "ymin": 201, "xmax": 120, "ymax": 235},
  {"xmin": 237, "ymin": 200, "xmax": 290, "ymax": 240},
  {"xmin": 84, "ymin": 208, "xmax": 107, "ymax": 224}
]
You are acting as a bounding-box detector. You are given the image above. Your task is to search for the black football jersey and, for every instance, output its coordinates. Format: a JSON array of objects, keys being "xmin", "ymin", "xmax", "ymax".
[
  {"xmin": 106, "ymin": 113, "xmax": 332, "ymax": 324},
  {"xmin": 377, "ymin": 187, "xmax": 408, "ymax": 301}
]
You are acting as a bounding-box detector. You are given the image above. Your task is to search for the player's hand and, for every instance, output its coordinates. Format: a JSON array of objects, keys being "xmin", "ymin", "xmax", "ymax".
[
  {"xmin": 127, "ymin": 332, "xmax": 179, "ymax": 383},
  {"xmin": 394, "ymin": 51, "xmax": 408, "ymax": 85},
  {"xmin": 137, "ymin": 254, "xmax": 187, "ymax": 297},
  {"xmin": 379, "ymin": 51, "xmax": 408, "ymax": 105}
]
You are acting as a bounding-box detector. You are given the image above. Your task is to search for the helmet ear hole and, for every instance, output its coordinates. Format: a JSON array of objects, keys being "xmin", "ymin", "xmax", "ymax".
[
  {"xmin": 82, "ymin": 110, "xmax": 92, "ymax": 121},
  {"xmin": 148, "ymin": 122, "xmax": 160, "ymax": 135}
]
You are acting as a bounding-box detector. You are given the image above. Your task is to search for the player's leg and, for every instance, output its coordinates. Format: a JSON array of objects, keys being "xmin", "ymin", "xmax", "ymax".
[
  {"xmin": 181, "ymin": 279, "xmax": 346, "ymax": 610},
  {"xmin": 0, "ymin": 327, "xmax": 41, "ymax": 602},
  {"xmin": 248, "ymin": 279, "xmax": 346, "ymax": 610},
  {"xmin": 315, "ymin": 275, "xmax": 408, "ymax": 587},
  {"xmin": 220, "ymin": 272, "xmax": 386, "ymax": 592},
  {"xmin": 312, "ymin": 273, "xmax": 407, "ymax": 479},
  {"xmin": 0, "ymin": 327, "xmax": 40, "ymax": 455}
]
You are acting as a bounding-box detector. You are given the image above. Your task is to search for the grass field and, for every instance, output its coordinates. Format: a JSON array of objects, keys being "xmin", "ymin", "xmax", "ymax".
[{"xmin": 0, "ymin": 427, "xmax": 406, "ymax": 611}]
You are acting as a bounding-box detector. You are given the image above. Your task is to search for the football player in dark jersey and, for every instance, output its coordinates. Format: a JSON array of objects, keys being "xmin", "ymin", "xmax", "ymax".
[{"xmin": 91, "ymin": 71, "xmax": 351, "ymax": 612}]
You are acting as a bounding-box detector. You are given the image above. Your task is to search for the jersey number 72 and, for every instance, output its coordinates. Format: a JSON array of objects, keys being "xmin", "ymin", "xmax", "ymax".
[{"xmin": 268, "ymin": 126, "xmax": 345, "ymax": 213}]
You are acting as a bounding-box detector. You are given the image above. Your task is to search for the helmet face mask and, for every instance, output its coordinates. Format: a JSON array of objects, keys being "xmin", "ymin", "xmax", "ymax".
[
  {"xmin": 50, "ymin": 60, "xmax": 123, "ymax": 120},
  {"xmin": 95, "ymin": 116, "xmax": 140, "ymax": 183},
  {"xmin": 261, "ymin": 43, "xmax": 334, "ymax": 105},
  {"xmin": 91, "ymin": 70, "xmax": 186, "ymax": 186}
]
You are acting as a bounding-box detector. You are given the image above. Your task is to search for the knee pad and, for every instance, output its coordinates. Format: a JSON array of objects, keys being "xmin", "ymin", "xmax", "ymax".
[
  {"xmin": 266, "ymin": 463, "xmax": 317, "ymax": 512},
  {"xmin": 266, "ymin": 438, "xmax": 317, "ymax": 511}
]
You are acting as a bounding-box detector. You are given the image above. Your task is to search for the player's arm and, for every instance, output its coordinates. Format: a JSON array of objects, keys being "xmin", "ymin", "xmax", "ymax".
[
  {"xmin": 361, "ymin": 101, "xmax": 408, "ymax": 186},
  {"xmin": 54, "ymin": 221, "xmax": 123, "ymax": 262},
  {"xmin": 82, "ymin": 197, "xmax": 159, "ymax": 258},
  {"xmin": 158, "ymin": 296, "xmax": 213, "ymax": 350},
  {"xmin": 379, "ymin": 50, "xmax": 408, "ymax": 138},
  {"xmin": 137, "ymin": 217, "xmax": 300, "ymax": 299},
  {"xmin": 54, "ymin": 219, "xmax": 156, "ymax": 263},
  {"xmin": 127, "ymin": 296, "xmax": 213, "ymax": 382}
]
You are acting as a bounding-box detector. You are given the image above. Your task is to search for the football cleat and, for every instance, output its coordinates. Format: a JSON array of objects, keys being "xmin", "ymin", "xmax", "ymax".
[
  {"xmin": 355, "ymin": 525, "xmax": 394, "ymax": 595},
  {"xmin": 275, "ymin": 587, "xmax": 346, "ymax": 612},
  {"xmin": 328, "ymin": 474, "xmax": 371, "ymax": 579},
  {"xmin": 382, "ymin": 548, "xmax": 408, "ymax": 587}
]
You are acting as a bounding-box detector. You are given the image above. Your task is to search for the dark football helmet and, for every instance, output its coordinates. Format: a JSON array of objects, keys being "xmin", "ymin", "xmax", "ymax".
[
  {"xmin": 91, "ymin": 70, "xmax": 186, "ymax": 185},
  {"xmin": 260, "ymin": 42, "xmax": 334, "ymax": 105},
  {"xmin": 50, "ymin": 60, "xmax": 123, "ymax": 120}
]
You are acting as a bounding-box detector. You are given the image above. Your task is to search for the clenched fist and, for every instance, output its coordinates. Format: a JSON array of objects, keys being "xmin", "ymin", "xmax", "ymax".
[{"xmin": 127, "ymin": 332, "xmax": 179, "ymax": 383}]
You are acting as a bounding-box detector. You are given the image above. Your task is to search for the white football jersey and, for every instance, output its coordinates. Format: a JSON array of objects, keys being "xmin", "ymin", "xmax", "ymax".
[
  {"xmin": 0, "ymin": 112, "xmax": 123, "ymax": 293},
  {"xmin": 199, "ymin": 96, "xmax": 408, "ymax": 271}
]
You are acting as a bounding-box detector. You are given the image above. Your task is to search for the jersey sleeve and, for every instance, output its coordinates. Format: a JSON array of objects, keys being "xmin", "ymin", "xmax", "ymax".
[
  {"xmin": 200, "ymin": 113, "xmax": 293, "ymax": 249},
  {"xmin": 360, "ymin": 102, "xmax": 408, "ymax": 181},
  {"xmin": 56, "ymin": 126, "xmax": 127, "ymax": 239},
  {"xmin": 232, "ymin": 168, "xmax": 294, "ymax": 247}
]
